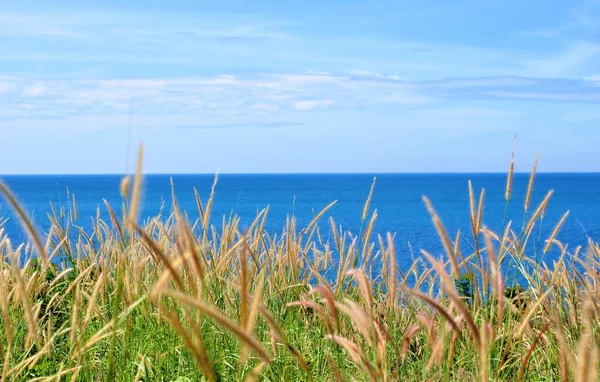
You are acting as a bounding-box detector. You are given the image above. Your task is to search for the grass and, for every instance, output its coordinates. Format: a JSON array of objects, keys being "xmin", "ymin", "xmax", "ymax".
[{"xmin": 0, "ymin": 145, "xmax": 598, "ymax": 381}]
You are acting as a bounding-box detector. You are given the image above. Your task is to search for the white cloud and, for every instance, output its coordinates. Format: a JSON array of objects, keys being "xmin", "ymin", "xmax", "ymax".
[
  {"xmin": 0, "ymin": 73, "xmax": 419, "ymax": 116},
  {"xmin": 252, "ymin": 103, "xmax": 278, "ymax": 112},
  {"xmin": 274, "ymin": 74, "xmax": 347, "ymax": 86},
  {"xmin": 376, "ymin": 91, "xmax": 434, "ymax": 105},
  {"xmin": 22, "ymin": 84, "xmax": 47, "ymax": 97},
  {"xmin": 485, "ymin": 90, "xmax": 600, "ymax": 102},
  {"xmin": 92, "ymin": 79, "xmax": 172, "ymax": 89},
  {"xmin": 347, "ymin": 70, "xmax": 405, "ymax": 81},
  {"xmin": 410, "ymin": 107, "xmax": 515, "ymax": 119},
  {"xmin": 430, "ymin": 77, "xmax": 539, "ymax": 89},
  {"xmin": 0, "ymin": 10, "xmax": 288, "ymax": 46},
  {"xmin": 1, "ymin": 70, "xmax": 600, "ymax": 121},
  {"xmin": 522, "ymin": 42, "xmax": 600, "ymax": 77},
  {"xmin": 0, "ymin": 82, "xmax": 12, "ymax": 93},
  {"xmin": 90, "ymin": 75, "xmax": 245, "ymax": 89},
  {"xmin": 584, "ymin": 75, "xmax": 600, "ymax": 83},
  {"xmin": 292, "ymin": 100, "xmax": 334, "ymax": 111}
]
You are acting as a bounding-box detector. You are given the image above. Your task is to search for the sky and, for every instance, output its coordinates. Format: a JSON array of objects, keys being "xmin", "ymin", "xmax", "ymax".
[{"xmin": 0, "ymin": 0, "xmax": 600, "ymax": 174}]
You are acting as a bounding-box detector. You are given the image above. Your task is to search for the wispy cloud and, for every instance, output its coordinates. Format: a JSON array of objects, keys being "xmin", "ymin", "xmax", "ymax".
[
  {"xmin": 511, "ymin": 1, "xmax": 600, "ymax": 80},
  {"xmin": 514, "ymin": 0, "xmax": 599, "ymax": 40},
  {"xmin": 251, "ymin": 103, "xmax": 279, "ymax": 112},
  {"xmin": 0, "ymin": 10, "xmax": 289, "ymax": 42},
  {"xmin": 21, "ymin": 83, "xmax": 47, "ymax": 97},
  {"xmin": 175, "ymin": 122, "xmax": 305, "ymax": 130},
  {"xmin": 0, "ymin": 8, "xmax": 559, "ymax": 80},
  {"xmin": 293, "ymin": 100, "xmax": 334, "ymax": 111},
  {"xmin": 522, "ymin": 42, "xmax": 600, "ymax": 77},
  {"xmin": 0, "ymin": 73, "xmax": 424, "ymax": 117},
  {"xmin": 2, "ymin": 72, "xmax": 600, "ymax": 122},
  {"xmin": 585, "ymin": 75, "xmax": 600, "ymax": 83},
  {"xmin": 0, "ymin": 82, "xmax": 12, "ymax": 94},
  {"xmin": 485, "ymin": 90, "xmax": 600, "ymax": 102}
]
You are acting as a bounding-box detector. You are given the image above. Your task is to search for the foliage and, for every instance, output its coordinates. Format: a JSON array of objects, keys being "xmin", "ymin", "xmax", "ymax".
[{"xmin": 0, "ymin": 146, "xmax": 598, "ymax": 381}]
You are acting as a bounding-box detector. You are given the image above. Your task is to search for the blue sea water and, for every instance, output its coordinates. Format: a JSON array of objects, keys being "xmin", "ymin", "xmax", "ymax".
[{"xmin": 0, "ymin": 173, "xmax": 599, "ymax": 274}]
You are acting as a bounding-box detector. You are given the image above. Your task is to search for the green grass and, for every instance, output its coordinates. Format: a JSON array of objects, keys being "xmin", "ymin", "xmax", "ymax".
[{"xmin": 0, "ymin": 146, "xmax": 598, "ymax": 381}]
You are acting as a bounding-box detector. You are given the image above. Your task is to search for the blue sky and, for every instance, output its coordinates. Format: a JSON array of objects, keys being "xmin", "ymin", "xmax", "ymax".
[{"xmin": 1, "ymin": 0, "xmax": 600, "ymax": 174}]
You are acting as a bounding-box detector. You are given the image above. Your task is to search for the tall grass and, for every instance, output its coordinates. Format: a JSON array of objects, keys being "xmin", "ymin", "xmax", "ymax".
[{"xmin": 0, "ymin": 146, "xmax": 598, "ymax": 381}]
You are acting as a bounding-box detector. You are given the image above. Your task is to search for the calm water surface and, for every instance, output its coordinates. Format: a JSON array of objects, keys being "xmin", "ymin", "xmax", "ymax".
[{"xmin": 1, "ymin": 173, "xmax": 599, "ymax": 274}]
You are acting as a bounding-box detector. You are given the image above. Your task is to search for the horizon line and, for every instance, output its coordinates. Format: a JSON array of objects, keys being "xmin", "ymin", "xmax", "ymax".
[{"xmin": 1, "ymin": 171, "xmax": 600, "ymax": 177}]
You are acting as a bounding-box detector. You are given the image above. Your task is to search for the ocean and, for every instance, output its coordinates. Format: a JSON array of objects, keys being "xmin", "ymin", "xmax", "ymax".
[{"xmin": 1, "ymin": 173, "xmax": 599, "ymax": 274}]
